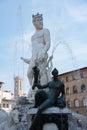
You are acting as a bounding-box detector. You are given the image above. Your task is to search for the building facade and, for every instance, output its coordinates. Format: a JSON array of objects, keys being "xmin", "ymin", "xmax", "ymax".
[
  {"xmin": 59, "ymin": 67, "xmax": 87, "ymax": 116},
  {"xmin": 0, "ymin": 87, "xmax": 15, "ymax": 112},
  {"xmin": 1, "ymin": 90, "xmax": 15, "ymax": 112}
]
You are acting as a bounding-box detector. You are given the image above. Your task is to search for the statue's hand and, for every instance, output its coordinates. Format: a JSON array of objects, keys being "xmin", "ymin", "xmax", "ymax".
[
  {"xmin": 32, "ymin": 83, "xmax": 41, "ymax": 90},
  {"xmin": 38, "ymin": 51, "xmax": 46, "ymax": 61},
  {"xmin": 32, "ymin": 84, "xmax": 35, "ymax": 90},
  {"xmin": 37, "ymin": 84, "xmax": 41, "ymax": 89}
]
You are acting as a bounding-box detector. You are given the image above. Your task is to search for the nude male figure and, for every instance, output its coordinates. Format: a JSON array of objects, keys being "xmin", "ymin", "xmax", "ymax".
[{"xmin": 21, "ymin": 13, "xmax": 51, "ymax": 86}]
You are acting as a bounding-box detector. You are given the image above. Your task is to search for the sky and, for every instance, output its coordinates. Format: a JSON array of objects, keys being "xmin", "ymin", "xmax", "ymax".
[{"xmin": 0, "ymin": 0, "xmax": 87, "ymax": 93}]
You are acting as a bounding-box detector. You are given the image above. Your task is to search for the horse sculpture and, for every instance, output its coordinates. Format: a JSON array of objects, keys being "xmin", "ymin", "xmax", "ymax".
[{"xmin": 0, "ymin": 108, "xmax": 20, "ymax": 130}]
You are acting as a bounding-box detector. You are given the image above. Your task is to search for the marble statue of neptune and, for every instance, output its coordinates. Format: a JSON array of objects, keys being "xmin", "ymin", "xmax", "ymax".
[{"xmin": 21, "ymin": 13, "xmax": 52, "ymax": 86}]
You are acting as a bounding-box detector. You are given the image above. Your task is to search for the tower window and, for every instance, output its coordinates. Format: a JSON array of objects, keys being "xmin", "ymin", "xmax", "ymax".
[{"xmin": 15, "ymin": 81, "xmax": 18, "ymax": 87}]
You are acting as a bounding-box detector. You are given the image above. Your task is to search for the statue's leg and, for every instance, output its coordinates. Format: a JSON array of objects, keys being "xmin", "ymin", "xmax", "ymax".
[
  {"xmin": 37, "ymin": 98, "xmax": 55, "ymax": 114},
  {"xmin": 29, "ymin": 99, "xmax": 55, "ymax": 130},
  {"xmin": 34, "ymin": 89, "xmax": 47, "ymax": 107},
  {"xmin": 39, "ymin": 58, "xmax": 48, "ymax": 85}
]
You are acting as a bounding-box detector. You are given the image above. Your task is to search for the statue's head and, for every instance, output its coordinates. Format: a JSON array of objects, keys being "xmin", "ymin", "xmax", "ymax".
[
  {"xmin": 32, "ymin": 13, "xmax": 43, "ymax": 30},
  {"xmin": 52, "ymin": 68, "xmax": 59, "ymax": 77}
]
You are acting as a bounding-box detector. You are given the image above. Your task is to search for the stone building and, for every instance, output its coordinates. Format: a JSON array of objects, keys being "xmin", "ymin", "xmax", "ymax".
[
  {"xmin": 1, "ymin": 90, "xmax": 15, "ymax": 112},
  {"xmin": 59, "ymin": 66, "xmax": 87, "ymax": 116},
  {"xmin": 0, "ymin": 81, "xmax": 15, "ymax": 112}
]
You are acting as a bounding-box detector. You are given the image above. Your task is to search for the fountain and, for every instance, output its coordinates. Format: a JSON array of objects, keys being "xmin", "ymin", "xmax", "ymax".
[{"xmin": 0, "ymin": 12, "xmax": 86, "ymax": 130}]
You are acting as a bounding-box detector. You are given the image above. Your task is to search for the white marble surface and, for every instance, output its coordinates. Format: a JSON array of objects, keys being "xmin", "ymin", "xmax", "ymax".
[
  {"xmin": 43, "ymin": 123, "xmax": 58, "ymax": 130},
  {"xmin": 28, "ymin": 107, "xmax": 72, "ymax": 115}
]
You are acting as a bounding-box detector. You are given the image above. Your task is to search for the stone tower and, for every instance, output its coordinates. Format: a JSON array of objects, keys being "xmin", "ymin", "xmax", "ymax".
[{"xmin": 14, "ymin": 76, "xmax": 23, "ymax": 99}]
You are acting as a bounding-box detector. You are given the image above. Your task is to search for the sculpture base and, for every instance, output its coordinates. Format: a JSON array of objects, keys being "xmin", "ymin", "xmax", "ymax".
[{"xmin": 28, "ymin": 107, "xmax": 72, "ymax": 130}]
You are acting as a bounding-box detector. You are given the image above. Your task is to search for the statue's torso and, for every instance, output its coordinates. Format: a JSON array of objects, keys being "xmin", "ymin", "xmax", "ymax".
[
  {"xmin": 47, "ymin": 80, "xmax": 63, "ymax": 99},
  {"xmin": 32, "ymin": 29, "xmax": 44, "ymax": 45},
  {"xmin": 31, "ymin": 29, "xmax": 44, "ymax": 57},
  {"xmin": 31, "ymin": 29, "xmax": 49, "ymax": 60}
]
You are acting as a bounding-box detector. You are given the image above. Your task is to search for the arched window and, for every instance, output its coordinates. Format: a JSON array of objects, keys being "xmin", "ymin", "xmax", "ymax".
[
  {"xmin": 74, "ymin": 99, "xmax": 79, "ymax": 107},
  {"xmin": 66, "ymin": 87, "xmax": 70, "ymax": 95},
  {"xmin": 81, "ymin": 84, "xmax": 86, "ymax": 92},
  {"xmin": 83, "ymin": 97, "xmax": 87, "ymax": 107},
  {"xmin": 15, "ymin": 81, "xmax": 18, "ymax": 87},
  {"xmin": 73, "ymin": 85, "xmax": 78, "ymax": 93},
  {"xmin": 67, "ymin": 100, "xmax": 71, "ymax": 108}
]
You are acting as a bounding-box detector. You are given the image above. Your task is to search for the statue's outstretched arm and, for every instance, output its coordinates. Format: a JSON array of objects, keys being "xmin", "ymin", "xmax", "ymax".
[{"xmin": 37, "ymin": 83, "xmax": 49, "ymax": 89}]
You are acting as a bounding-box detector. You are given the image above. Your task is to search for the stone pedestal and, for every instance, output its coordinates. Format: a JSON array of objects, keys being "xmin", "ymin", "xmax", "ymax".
[{"xmin": 28, "ymin": 107, "xmax": 72, "ymax": 130}]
